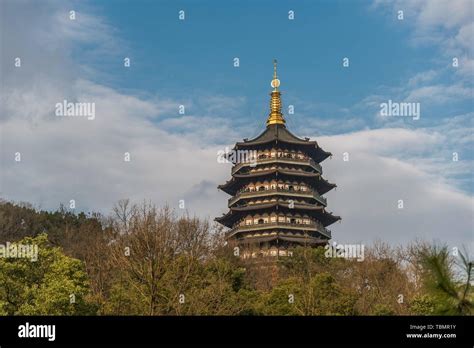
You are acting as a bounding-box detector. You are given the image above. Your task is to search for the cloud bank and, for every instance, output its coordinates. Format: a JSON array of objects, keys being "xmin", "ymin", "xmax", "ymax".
[{"xmin": 1, "ymin": 0, "xmax": 472, "ymax": 250}]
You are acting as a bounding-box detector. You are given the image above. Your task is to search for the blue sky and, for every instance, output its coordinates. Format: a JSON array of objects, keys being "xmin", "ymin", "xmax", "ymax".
[
  {"xmin": 1, "ymin": 0, "xmax": 472, "ymax": 248},
  {"xmin": 83, "ymin": 0, "xmax": 470, "ymax": 131},
  {"xmin": 92, "ymin": 0, "xmax": 412, "ymax": 101}
]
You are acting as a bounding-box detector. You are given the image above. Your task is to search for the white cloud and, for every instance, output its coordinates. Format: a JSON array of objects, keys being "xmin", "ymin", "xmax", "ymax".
[
  {"xmin": 373, "ymin": 0, "xmax": 474, "ymax": 79},
  {"xmin": 404, "ymin": 83, "xmax": 472, "ymax": 103},
  {"xmin": 407, "ymin": 70, "xmax": 438, "ymax": 87},
  {"xmin": 3, "ymin": 83, "xmax": 472, "ymax": 248},
  {"xmin": 318, "ymin": 128, "xmax": 473, "ymax": 249},
  {"xmin": 0, "ymin": 0, "xmax": 471, "ymax": 251}
]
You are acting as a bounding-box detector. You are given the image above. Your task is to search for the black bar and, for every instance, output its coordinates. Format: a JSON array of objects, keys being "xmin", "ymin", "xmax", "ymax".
[{"xmin": 0, "ymin": 316, "xmax": 472, "ymax": 346}]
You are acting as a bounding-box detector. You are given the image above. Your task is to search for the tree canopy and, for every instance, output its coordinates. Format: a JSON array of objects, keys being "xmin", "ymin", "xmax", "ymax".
[{"xmin": 0, "ymin": 199, "xmax": 471, "ymax": 316}]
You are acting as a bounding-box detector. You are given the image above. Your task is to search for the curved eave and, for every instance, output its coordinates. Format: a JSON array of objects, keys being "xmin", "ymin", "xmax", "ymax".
[
  {"xmin": 319, "ymin": 182, "xmax": 337, "ymax": 195},
  {"xmin": 217, "ymin": 183, "xmax": 233, "ymax": 195},
  {"xmin": 231, "ymin": 201, "xmax": 323, "ymax": 212},
  {"xmin": 235, "ymin": 142, "xmax": 331, "ymax": 164},
  {"xmin": 229, "ymin": 190, "xmax": 327, "ymax": 208},
  {"xmin": 218, "ymin": 169, "xmax": 336, "ymax": 196},
  {"xmin": 234, "ymin": 169, "xmax": 318, "ymax": 179},
  {"xmin": 215, "ymin": 202, "xmax": 340, "ymax": 228},
  {"xmin": 236, "ymin": 124, "xmax": 310, "ymax": 146},
  {"xmin": 235, "ymin": 235, "xmax": 328, "ymax": 245},
  {"xmin": 232, "ymin": 158, "xmax": 322, "ymax": 176},
  {"xmin": 214, "ymin": 215, "xmax": 229, "ymax": 225},
  {"xmin": 234, "ymin": 124, "xmax": 331, "ymax": 163}
]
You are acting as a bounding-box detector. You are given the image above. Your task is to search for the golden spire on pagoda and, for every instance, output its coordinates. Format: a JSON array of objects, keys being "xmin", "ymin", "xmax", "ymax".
[{"xmin": 266, "ymin": 59, "xmax": 286, "ymax": 126}]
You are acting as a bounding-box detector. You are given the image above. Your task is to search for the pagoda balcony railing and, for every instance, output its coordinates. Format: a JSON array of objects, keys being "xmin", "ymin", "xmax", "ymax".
[
  {"xmin": 228, "ymin": 221, "xmax": 331, "ymax": 239},
  {"xmin": 228, "ymin": 187, "xmax": 327, "ymax": 207},
  {"xmin": 231, "ymin": 156, "xmax": 322, "ymax": 175}
]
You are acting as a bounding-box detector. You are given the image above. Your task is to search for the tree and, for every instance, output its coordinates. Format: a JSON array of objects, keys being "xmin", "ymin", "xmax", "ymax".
[
  {"xmin": 261, "ymin": 273, "xmax": 356, "ymax": 315},
  {"xmin": 2, "ymin": 198, "xmax": 471, "ymax": 317},
  {"xmin": 106, "ymin": 202, "xmax": 219, "ymax": 315},
  {"xmin": 417, "ymin": 245, "xmax": 473, "ymax": 315},
  {"xmin": 0, "ymin": 233, "xmax": 97, "ymax": 315}
]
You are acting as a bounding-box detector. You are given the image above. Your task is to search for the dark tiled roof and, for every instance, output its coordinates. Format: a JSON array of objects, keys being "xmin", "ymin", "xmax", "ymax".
[
  {"xmin": 215, "ymin": 201, "xmax": 341, "ymax": 227},
  {"xmin": 218, "ymin": 169, "xmax": 336, "ymax": 195},
  {"xmin": 235, "ymin": 124, "xmax": 331, "ymax": 163}
]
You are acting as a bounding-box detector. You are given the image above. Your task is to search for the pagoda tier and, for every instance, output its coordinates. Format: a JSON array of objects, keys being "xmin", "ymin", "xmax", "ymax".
[
  {"xmin": 228, "ymin": 225, "xmax": 331, "ymax": 242},
  {"xmin": 231, "ymin": 151, "xmax": 323, "ymax": 175},
  {"xmin": 227, "ymin": 184, "xmax": 328, "ymax": 208},
  {"xmin": 215, "ymin": 60, "xmax": 340, "ymax": 257},
  {"xmin": 233, "ymin": 123, "xmax": 331, "ymax": 163},
  {"xmin": 218, "ymin": 169, "xmax": 336, "ymax": 196},
  {"xmin": 215, "ymin": 201, "xmax": 340, "ymax": 227}
]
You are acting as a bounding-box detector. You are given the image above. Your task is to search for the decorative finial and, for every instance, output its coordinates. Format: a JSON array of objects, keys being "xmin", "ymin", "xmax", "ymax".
[
  {"xmin": 271, "ymin": 59, "xmax": 280, "ymax": 90},
  {"xmin": 267, "ymin": 59, "xmax": 285, "ymax": 126}
]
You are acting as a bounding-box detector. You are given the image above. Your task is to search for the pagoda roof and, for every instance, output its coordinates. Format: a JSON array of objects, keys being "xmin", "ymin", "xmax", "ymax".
[
  {"xmin": 235, "ymin": 234, "xmax": 328, "ymax": 246},
  {"xmin": 215, "ymin": 201, "xmax": 341, "ymax": 228},
  {"xmin": 235, "ymin": 124, "xmax": 331, "ymax": 163},
  {"xmin": 218, "ymin": 169, "xmax": 337, "ymax": 195},
  {"xmin": 233, "ymin": 169, "xmax": 318, "ymax": 179}
]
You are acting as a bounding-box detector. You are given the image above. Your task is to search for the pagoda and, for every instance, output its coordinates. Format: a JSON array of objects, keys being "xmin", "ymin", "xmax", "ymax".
[{"xmin": 216, "ymin": 60, "xmax": 340, "ymax": 258}]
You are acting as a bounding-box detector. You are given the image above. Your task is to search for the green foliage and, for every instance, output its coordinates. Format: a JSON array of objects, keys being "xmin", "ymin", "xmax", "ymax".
[
  {"xmin": 409, "ymin": 295, "xmax": 436, "ymax": 315},
  {"xmin": 260, "ymin": 273, "xmax": 357, "ymax": 316},
  {"xmin": 102, "ymin": 278, "xmax": 148, "ymax": 315},
  {"xmin": 0, "ymin": 200, "xmax": 104, "ymax": 260},
  {"xmin": 260, "ymin": 277, "xmax": 300, "ymax": 315},
  {"xmin": 417, "ymin": 245, "xmax": 473, "ymax": 315},
  {"xmin": 0, "ymin": 233, "xmax": 97, "ymax": 315},
  {"xmin": 372, "ymin": 304, "xmax": 395, "ymax": 316},
  {"xmin": 0, "ymin": 200, "xmax": 471, "ymax": 316}
]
